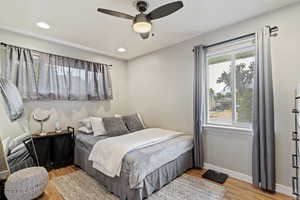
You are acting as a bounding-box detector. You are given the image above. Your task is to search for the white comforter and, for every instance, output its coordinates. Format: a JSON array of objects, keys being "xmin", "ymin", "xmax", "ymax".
[{"xmin": 88, "ymin": 128, "xmax": 184, "ymax": 177}]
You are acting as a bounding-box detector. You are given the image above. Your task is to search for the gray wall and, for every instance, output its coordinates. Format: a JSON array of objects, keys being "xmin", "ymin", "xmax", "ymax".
[
  {"xmin": 126, "ymin": 3, "xmax": 300, "ymax": 187},
  {"xmin": 0, "ymin": 29, "xmax": 128, "ymax": 139}
]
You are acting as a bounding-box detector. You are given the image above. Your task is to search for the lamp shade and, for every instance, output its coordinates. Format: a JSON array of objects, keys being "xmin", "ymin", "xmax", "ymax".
[
  {"xmin": 132, "ymin": 14, "xmax": 152, "ymax": 34},
  {"xmin": 133, "ymin": 21, "xmax": 152, "ymax": 33},
  {"xmin": 0, "ymin": 78, "xmax": 24, "ymax": 121}
]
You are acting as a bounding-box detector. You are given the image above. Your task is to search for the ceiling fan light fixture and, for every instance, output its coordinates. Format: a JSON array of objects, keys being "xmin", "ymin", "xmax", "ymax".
[
  {"xmin": 133, "ymin": 21, "xmax": 152, "ymax": 33},
  {"xmin": 97, "ymin": 1, "xmax": 184, "ymax": 38}
]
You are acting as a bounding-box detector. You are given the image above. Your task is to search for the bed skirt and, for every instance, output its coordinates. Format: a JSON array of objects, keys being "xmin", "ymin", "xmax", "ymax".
[{"xmin": 74, "ymin": 139, "xmax": 193, "ymax": 200}]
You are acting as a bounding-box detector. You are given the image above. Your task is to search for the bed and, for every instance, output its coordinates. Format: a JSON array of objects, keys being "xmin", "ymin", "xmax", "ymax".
[{"xmin": 74, "ymin": 128, "xmax": 193, "ymax": 200}]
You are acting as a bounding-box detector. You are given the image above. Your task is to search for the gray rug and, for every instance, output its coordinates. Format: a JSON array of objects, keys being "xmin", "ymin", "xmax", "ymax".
[{"xmin": 52, "ymin": 170, "xmax": 226, "ymax": 200}]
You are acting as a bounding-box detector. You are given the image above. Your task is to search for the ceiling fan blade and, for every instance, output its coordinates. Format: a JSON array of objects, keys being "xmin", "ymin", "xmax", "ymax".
[
  {"xmin": 147, "ymin": 1, "xmax": 184, "ymax": 20},
  {"xmin": 97, "ymin": 8, "xmax": 135, "ymax": 20},
  {"xmin": 140, "ymin": 32, "xmax": 150, "ymax": 40}
]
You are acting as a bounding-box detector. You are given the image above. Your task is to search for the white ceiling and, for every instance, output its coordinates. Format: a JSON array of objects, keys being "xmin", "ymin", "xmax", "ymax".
[{"xmin": 0, "ymin": 0, "xmax": 298, "ymax": 60}]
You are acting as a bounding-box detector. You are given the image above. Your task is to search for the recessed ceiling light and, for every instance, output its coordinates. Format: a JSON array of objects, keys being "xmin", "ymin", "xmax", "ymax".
[
  {"xmin": 117, "ymin": 48, "xmax": 126, "ymax": 53},
  {"xmin": 36, "ymin": 22, "xmax": 50, "ymax": 29}
]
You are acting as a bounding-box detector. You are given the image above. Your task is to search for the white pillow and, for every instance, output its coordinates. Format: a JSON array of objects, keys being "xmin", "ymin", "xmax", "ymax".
[
  {"xmin": 90, "ymin": 117, "xmax": 106, "ymax": 136},
  {"xmin": 78, "ymin": 126, "xmax": 93, "ymax": 134}
]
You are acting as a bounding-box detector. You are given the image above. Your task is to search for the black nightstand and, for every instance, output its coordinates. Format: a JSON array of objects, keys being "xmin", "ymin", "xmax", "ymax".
[
  {"xmin": 0, "ymin": 179, "xmax": 7, "ymax": 200},
  {"xmin": 32, "ymin": 127, "xmax": 75, "ymax": 169}
]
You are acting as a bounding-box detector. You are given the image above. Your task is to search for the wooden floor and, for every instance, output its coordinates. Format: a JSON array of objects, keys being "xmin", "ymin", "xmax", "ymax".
[
  {"xmin": 187, "ymin": 169, "xmax": 294, "ymax": 200},
  {"xmin": 40, "ymin": 166, "xmax": 294, "ymax": 200}
]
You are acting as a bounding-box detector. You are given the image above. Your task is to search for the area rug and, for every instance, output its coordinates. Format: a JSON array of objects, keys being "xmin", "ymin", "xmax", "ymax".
[{"xmin": 52, "ymin": 170, "xmax": 226, "ymax": 200}]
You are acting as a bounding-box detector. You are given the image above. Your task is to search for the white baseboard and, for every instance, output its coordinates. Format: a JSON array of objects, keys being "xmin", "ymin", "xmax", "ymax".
[
  {"xmin": 204, "ymin": 163, "xmax": 252, "ymax": 183},
  {"xmin": 203, "ymin": 163, "xmax": 295, "ymax": 197}
]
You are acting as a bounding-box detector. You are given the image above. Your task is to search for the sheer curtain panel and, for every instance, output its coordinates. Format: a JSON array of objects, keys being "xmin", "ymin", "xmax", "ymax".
[
  {"xmin": 38, "ymin": 53, "xmax": 113, "ymax": 101},
  {"xmin": 0, "ymin": 43, "xmax": 113, "ymax": 101},
  {"xmin": 0, "ymin": 44, "xmax": 38, "ymax": 100}
]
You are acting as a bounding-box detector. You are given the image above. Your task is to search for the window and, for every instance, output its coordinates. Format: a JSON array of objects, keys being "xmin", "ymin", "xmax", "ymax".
[{"xmin": 205, "ymin": 38, "xmax": 255, "ymax": 129}]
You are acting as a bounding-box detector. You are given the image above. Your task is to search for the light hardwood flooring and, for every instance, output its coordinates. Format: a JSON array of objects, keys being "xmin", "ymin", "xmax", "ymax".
[
  {"xmin": 40, "ymin": 166, "xmax": 294, "ymax": 200},
  {"xmin": 187, "ymin": 169, "xmax": 294, "ymax": 200}
]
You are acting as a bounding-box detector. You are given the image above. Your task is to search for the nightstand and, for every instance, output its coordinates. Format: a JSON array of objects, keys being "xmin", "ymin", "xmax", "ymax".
[
  {"xmin": 32, "ymin": 127, "xmax": 75, "ymax": 169},
  {"xmin": 0, "ymin": 179, "xmax": 7, "ymax": 200}
]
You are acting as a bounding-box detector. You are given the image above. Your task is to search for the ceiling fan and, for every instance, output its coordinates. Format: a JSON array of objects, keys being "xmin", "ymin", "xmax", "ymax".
[{"xmin": 97, "ymin": 0, "xmax": 184, "ymax": 40}]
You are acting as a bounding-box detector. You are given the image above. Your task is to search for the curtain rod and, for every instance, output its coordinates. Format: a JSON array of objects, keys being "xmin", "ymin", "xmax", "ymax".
[
  {"xmin": 193, "ymin": 26, "xmax": 279, "ymax": 51},
  {"xmin": 0, "ymin": 42, "xmax": 113, "ymax": 67}
]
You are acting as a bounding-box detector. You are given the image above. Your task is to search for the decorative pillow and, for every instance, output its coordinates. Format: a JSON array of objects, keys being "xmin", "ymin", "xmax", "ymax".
[
  {"xmin": 90, "ymin": 117, "xmax": 106, "ymax": 136},
  {"xmin": 122, "ymin": 114, "xmax": 145, "ymax": 132},
  {"xmin": 80, "ymin": 118, "xmax": 93, "ymax": 130},
  {"xmin": 10, "ymin": 143, "xmax": 26, "ymax": 154},
  {"xmin": 137, "ymin": 113, "xmax": 146, "ymax": 128},
  {"xmin": 8, "ymin": 133, "xmax": 31, "ymax": 153},
  {"xmin": 78, "ymin": 127, "xmax": 93, "ymax": 135},
  {"xmin": 103, "ymin": 117, "xmax": 129, "ymax": 137}
]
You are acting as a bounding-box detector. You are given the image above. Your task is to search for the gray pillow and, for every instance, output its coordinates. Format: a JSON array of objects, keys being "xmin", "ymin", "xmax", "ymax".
[
  {"xmin": 80, "ymin": 118, "xmax": 93, "ymax": 130},
  {"xmin": 103, "ymin": 117, "xmax": 129, "ymax": 136},
  {"xmin": 122, "ymin": 114, "xmax": 145, "ymax": 132}
]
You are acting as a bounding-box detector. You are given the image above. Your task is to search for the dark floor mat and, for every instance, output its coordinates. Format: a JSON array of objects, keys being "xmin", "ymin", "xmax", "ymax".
[{"xmin": 202, "ymin": 169, "xmax": 228, "ymax": 184}]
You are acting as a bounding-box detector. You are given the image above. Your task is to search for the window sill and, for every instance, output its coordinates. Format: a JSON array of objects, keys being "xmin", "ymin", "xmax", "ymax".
[{"xmin": 203, "ymin": 124, "xmax": 252, "ymax": 135}]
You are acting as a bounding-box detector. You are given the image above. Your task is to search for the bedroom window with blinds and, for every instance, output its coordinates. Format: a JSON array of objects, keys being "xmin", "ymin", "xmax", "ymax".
[{"xmin": 205, "ymin": 38, "xmax": 255, "ymax": 129}]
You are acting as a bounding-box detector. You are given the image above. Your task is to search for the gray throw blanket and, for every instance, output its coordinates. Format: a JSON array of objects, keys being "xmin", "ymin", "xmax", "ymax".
[
  {"xmin": 122, "ymin": 134, "xmax": 193, "ymax": 189},
  {"xmin": 7, "ymin": 144, "xmax": 35, "ymax": 173}
]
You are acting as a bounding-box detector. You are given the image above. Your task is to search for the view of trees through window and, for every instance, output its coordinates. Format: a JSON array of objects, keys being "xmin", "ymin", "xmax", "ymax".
[{"xmin": 207, "ymin": 48, "xmax": 255, "ymax": 127}]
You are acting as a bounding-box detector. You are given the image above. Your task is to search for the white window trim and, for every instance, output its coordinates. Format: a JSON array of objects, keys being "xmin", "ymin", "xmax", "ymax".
[
  {"xmin": 203, "ymin": 124, "xmax": 252, "ymax": 135},
  {"xmin": 204, "ymin": 41, "xmax": 255, "ymax": 132}
]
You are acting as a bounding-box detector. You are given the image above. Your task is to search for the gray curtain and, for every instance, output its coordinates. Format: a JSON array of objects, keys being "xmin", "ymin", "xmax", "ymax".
[
  {"xmin": 193, "ymin": 45, "xmax": 206, "ymax": 168},
  {"xmin": 0, "ymin": 45, "xmax": 38, "ymax": 100},
  {"xmin": 86, "ymin": 62, "xmax": 113, "ymax": 101},
  {"xmin": 0, "ymin": 78, "xmax": 24, "ymax": 121},
  {"xmin": 38, "ymin": 54, "xmax": 71, "ymax": 100},
  {"xmin": 252, "ymin": 27, "xmax": 276, "ymax": 192},
  {"xmin": 0, "ymin": 44, "xmax": 113, "ymax": 101},
  {"xmin": 38, "ymin": 53, "xmax": 113, "ymax": 101}
]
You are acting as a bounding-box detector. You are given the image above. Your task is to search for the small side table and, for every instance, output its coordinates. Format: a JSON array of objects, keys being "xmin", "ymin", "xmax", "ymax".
[{"xmin": 32, "ymin": 127, "xmax": 75, "ymax": 169}]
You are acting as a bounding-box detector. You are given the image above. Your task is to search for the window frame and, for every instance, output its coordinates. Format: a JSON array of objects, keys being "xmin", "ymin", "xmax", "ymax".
[{"xmin": 204, "ymin": 42, "xmax": 255, "ymax": 131}]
